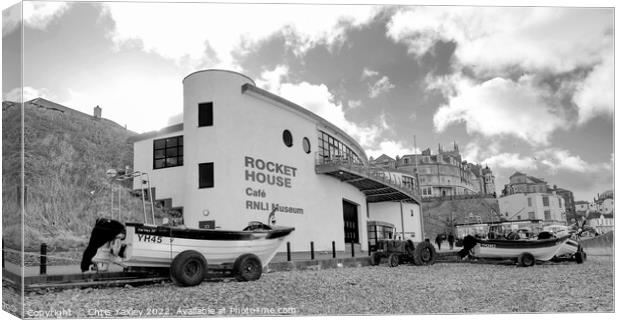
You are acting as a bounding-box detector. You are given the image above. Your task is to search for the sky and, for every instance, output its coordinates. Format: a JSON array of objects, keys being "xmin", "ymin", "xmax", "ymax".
[{"xmin": 1, "ymin": 0, "xmax": 615, "ymax": 202}]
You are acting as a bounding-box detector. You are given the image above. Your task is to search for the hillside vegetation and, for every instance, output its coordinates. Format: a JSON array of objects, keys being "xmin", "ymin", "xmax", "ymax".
[{"xmin": 2, "ymin": 99, "xmax": 165, "ymax": 250}]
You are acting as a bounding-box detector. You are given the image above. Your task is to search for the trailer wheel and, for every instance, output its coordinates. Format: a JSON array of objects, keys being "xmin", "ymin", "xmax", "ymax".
[
  {"xmin": 388, "ymin": 253, "xmax": 399, "ymax": 267},
  {"xmin": 233, "ymin": 254, "xmax": 262, "ymax": 281},
  {"xmin": 413, "ymin": 241, "xmax": 436, "ymax": 266},
  {"xmin": 170, "ymin": 250, "xmax": 207, "ymax": 286},
  {"xmin": 517, "ymin": 252, "xmax": 536, "ymax": 267},
  {"xmin": 369, "ymin": 252, "xmax": 381, "ymax": 266}
]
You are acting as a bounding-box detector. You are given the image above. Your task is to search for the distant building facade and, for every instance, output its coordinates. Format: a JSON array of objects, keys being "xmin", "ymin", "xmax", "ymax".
[
  {"xmin": 499, "ymin": 172, "xmax": 566, "ymax": 224},
  {"xmin": 549, "ymin": 184, "xmax": 575, "ymax": 220},
  {"xmin": 586, "ymin": 212, "xmax": 614, "ymax": 234},
  {"xmin": 498, "ymin": 192, "xmax": 566, "ymax": 224},
  {"xmin": 370, "ymin": 143, "xmax": 496, "ymax": 198}
]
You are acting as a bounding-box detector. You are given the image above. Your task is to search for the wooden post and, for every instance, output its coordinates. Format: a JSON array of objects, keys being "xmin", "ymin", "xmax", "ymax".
[
  {"xmin": 310, "ymin": 241, "xmax": 315, "ymax": 260},
  {"xmin": 40, "ymin": 243, "xmax": 47, "ymax": 275},
  {"xmin": 332, "ymin": 241, "xmax": 336, "ymax": 258},
  {"xmin": 286, "ymin": 242, "xmax": 291, "ymax": 261},
  {"xmin": 351, "ymin": 241, "xmax": 355, "ymax": 257},
  {"xmin": 368, "ymin": 241, "xmax": 371, "ymax": 256}
]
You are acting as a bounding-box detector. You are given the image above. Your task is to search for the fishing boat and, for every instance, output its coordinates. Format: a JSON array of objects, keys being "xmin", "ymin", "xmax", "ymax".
[
  {"xmin": 81, "ymin": 170, "xmax": 294, "ymax": 286},
  {"xmin": 460, "ymin": 233, "xmax": 586, "ymax": 267}
]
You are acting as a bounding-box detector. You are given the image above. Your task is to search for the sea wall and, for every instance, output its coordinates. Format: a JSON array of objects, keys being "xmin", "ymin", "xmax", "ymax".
[{"xmin": 580, "ymin": 231, "xmax": 614, "ymax": 256}]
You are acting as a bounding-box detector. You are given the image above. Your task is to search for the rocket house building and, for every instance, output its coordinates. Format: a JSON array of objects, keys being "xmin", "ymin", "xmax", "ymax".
[{"xmin": 132, "ymin": 70, "xmax": 423, "ymax": 252}]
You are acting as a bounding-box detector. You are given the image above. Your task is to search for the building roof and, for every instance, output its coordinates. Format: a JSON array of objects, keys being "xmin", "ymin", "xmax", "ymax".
[
  {"xmin": 510, "ymin": 171, "xmax": 526, "ymax": 178},
  {"xmin": 374, "ymin": 154, "xmax": 395, "ymax": 162}
]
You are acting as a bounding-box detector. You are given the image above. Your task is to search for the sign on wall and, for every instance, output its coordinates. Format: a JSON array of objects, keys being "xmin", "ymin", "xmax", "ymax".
[{"xmin": 243, "ymin": 156, "xmax": 304, "ymax": 215}]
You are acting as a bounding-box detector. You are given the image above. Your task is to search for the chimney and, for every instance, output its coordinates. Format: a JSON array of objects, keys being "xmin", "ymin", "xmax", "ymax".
[{"xmin": 94, "ymin": 105, "xmax": 102, "ymax": 119}]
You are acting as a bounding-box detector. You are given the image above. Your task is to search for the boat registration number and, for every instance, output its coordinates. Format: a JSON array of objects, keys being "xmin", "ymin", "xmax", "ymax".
[
  {"xmin": 480, "ymin": 243, "xmax": 496, "ymax": 248},
  {"xmin": 137, "ymin": 234, "xmax": 163, "ymax": 243}
]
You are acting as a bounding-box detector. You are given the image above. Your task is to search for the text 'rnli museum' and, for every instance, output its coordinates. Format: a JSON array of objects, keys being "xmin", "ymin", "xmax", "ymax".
[{"xmin": 132, "ymin": 70, "xmax": 423, "ymax": 252}]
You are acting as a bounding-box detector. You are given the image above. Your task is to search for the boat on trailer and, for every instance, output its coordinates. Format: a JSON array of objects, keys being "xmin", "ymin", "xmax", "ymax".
[
  {"xmin": 82, "ymin": 170, "xmax": 294, "ymax": 286},
  {"xmin": 460, "ymin": 233, "xmax": 586, "ymax": 267}
]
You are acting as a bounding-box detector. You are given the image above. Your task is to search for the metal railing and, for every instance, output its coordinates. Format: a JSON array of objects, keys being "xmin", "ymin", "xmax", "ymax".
[{"xmin": 315, "ymin": 153, "xmax": 420, "ymax": 196}]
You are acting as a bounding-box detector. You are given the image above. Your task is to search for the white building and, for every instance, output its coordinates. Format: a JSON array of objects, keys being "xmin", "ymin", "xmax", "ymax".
[
  {"xmin": 131, "ymin": 70, "xmax": 423, "ymax": 252},
  {"xmin": 498, "ymin": 192, "xmax": 566, "ymax": 224}
]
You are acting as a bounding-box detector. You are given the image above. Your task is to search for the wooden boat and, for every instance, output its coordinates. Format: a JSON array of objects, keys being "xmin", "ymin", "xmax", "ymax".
[
  {"xmin": 462, "ymin": 234, "xmax": 585, "ymax": 267},
  {"xmin": 82, "ymin": 170, "xmax": 294, "ymax": 286},
  {"xmin": 85, "ymin": 219, "xmax": 294, "ymax": 285}
]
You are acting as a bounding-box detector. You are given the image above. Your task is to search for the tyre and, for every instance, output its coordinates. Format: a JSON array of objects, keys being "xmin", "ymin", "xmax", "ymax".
[
  {"xmin": 233, "ymin": 254, "xmax": 263, "ymax": 281},
  {"xmin": 369, "ymin": 252, "xmax": 382, "ymax": 266},
  {"xmin": 170, "ymin": 250, "xmax": 207, "ymax": 286},
  {"xmin": 517, "ymin": 252, "xmax": 536, "ymax": 267},
  {"xmin": 388, "ymin": 253, "xmax": 399, "ymax": 267},
  {"xmin": 575, "ymin": 251, "xmax": 586, "ymax": 264},
  {"xmin": 413, "ymin": 241, "xmax": 437, "ymax": 266}
]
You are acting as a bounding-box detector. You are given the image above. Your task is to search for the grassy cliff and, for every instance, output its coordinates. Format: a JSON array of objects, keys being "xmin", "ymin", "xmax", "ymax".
[{"xmin": 2, "ymin": 98, "xmax": 164, "ymax": 251}]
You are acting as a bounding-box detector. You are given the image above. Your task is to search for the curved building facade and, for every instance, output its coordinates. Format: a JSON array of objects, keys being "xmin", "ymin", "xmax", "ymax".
[{"xmin": 132, "ymin": 70, "xmax": 423, "ymax": 252}]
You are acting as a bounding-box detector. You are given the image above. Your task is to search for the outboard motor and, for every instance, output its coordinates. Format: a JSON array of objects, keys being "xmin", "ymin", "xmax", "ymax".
[
  {"xmin": 458, "ymin": 235, "xmax": 478, "ymax": 259},
  {"xmin": 80, "ymin": 218, "xmax": 125, "ymax": 272}
]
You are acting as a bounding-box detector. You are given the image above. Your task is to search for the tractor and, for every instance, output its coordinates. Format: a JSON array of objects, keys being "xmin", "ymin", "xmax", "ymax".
[{"xmin": 369, "ymin": 238, "xmax": 437, "ymax": 267}]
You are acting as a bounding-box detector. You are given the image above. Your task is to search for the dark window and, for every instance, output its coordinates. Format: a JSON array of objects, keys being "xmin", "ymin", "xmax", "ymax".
[
  {"xmin": 542, "ymin": 196, "xmax": 549, "ymax": 206},
  {"xmin": 153, "ymin": 135, "xmax": 183, "ymax": 169},
  {"xmin": 198, "ymin": 102, "xmax": 213, "ymax": 127},
  {"xmin": 199, "ymin": 163, "xmax": 214, "ymax": 188},
  {"xmin": 302, "ymin": 137, "xmax": 311, "ymax": 154},
  {"xmin": 283, "ymin": 130, "xmax": 293, "ymax": 147}
]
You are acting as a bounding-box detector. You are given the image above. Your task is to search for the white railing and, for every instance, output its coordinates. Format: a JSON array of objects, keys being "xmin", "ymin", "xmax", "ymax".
[{"xmin": 315, "ymin": 153, "xmax": 420, "ymax": 196}]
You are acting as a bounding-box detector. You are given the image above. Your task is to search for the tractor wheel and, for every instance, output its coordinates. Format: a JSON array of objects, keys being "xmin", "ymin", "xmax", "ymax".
[
  {"xmin": 388, "ymin": 253, "xmax": 399, "ymax": 267},
  {"xmin": 575, "ymin": 251, "xmax": 586, "ymax": 264},
  {"xmin": 517, "ymin": 252, "xmax": 536, "ymax": 267},
  {"xmin": 170, "ymin": 250, "xmax": 207, "ymax": 286},
  {"xmin": 369, "ymin": 252, "xmax": 381, "ymax": 266},
  {"xmin": 233, "ymin": 254, "xmax": 263, "ymax": 281},
  {"xmin": 413, "ymin": 241, "xmax": 436, "ymax": 266}
]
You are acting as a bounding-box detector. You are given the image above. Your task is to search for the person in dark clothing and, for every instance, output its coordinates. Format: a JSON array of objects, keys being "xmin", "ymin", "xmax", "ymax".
[
  {"xmin": 447, "ymin": 233, "xmax": 455, "ymax": 250},
  {"xmin": 435, "ymin": 234, "xmax": 443, "ymax": 251}
]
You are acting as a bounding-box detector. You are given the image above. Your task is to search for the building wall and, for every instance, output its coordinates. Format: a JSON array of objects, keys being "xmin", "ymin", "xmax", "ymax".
[
  {"xmin": 368, "ymin": 201, "xmax": 422, "ymax": 242},
  {"xmin": 133, "ymin": 130, "xmax": 185, "ymax": 209},
  {"xmin": 499, "ymin": 193, "xmax": 565, "ymax": 222},
  {"xmin": 132, "ymin": 70, "xmax": 422, "ymax": 253}
]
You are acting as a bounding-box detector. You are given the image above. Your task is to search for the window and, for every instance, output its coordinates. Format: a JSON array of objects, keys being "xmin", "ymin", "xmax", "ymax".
[
  {"xmin": 198, "ymin": 102, "xmax": 213, "ymax": 127},
  {"xmin": 153, "ymin": 135, "xmax": 183, "ymax": 169},
  {"xmin": 542, "ymin": 196, "xmax": 549, "ymax": 206},
  {"xmin": 527, "ymin": 198, "xmax": 532, "ymax": 207},
  {"xmin": 317, "ymin": 130, "xmax": 362, "ymax": 164},
  {"xmin": 283, "ymin": 130, "xmax": 293, "ymax": 147},
  {"xmin": 558, "ymin": 198, "xmax": 562, "ymax": 208},
  {"xmin": 199, "ymin": 163, "xmax": 214, "ymax": 188},
  {"xmin": 302, "ymin": 137, "xmax": 311, "ymax": 154},
  {"xmin": 544, "ymin": 210, "xmax": 551, "ymax": 220}
]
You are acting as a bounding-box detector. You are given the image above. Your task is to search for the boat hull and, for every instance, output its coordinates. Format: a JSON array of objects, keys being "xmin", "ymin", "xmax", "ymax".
[
  {"xmin": 93, "ymin": 223, "xmax": 294, "ymax": 269},
  {"xmin": 471, "ymin": 235, "xmax": 574, "ymax": 261}
]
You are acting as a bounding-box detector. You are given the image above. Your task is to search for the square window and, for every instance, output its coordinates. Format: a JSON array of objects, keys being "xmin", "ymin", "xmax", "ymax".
[
  {"xmin": 198, "ymin": 102, "xmax": 213, "ymax": 127},
  {"xmin": 199, "ymin": 163, "xmax": 214, "ymax": 188}
]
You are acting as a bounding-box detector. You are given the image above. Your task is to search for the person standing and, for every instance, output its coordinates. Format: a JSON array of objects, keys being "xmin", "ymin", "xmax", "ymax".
[
  {"xmin": 435, "ymin": 234, "xmax": 443, "ymax": 251},
  {"xmin": 448, "ymin": 233, "xmax": 455, "ymax": 250}
]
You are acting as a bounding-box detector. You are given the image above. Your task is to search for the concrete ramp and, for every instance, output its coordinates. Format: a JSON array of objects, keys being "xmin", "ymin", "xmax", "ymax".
[{"xmin": 580, "ymin": 231, "xmax": 614, "ymax": 256}]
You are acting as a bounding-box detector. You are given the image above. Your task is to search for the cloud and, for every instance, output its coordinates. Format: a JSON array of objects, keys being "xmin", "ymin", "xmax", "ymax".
[
  {"xmin": 387, "ymin": 7, "xmax": 612, "ymax": 75},
  {"xmin": 348, "ymin": 100, "xmax": 362, "ymax": 109},
  {"xmin": 484, "ymin": 153, "xmax": 538, "ymax": 171},
  {"xmin": 3, "ymin": 86, "xmax": 53, "ymax": 102},
  {"xmin": 572, "ymin": 52, "xmax": 614, "ymax": 124},
  {"xmin": 104, "ymin": 3, "xmax": 377, "ymax": 68},
  {"xmin": 23, "ymin": 2, "xmax": 69, "ymax": 30},
  {"xmin": 534, "ymin": 148, "xmax": 612, "ymax": 173},
  {"xmin": 432, "ymin": 74, "xmax": 567, "ymax": 146},
  {"xmin": 366, "ymin": 140, "xmax": 418, "ymax": 160},
  {"xmin": 255, "ymin": 65, "xmax": 290, "ymax": 91},
  {"xmin": 369, "ymin": 76, "xmax": 395, "ymax": 98},
  {"xmin": 257, "ymin": 66, "xmax": 384, "ymax": 149},
  {"xmin": 361, "ymin": 68, "xmax": 379, "ymax": 79},
  {"xmin": 60, "ymin": 74, "xmax": 182, "ymax": 133}
]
